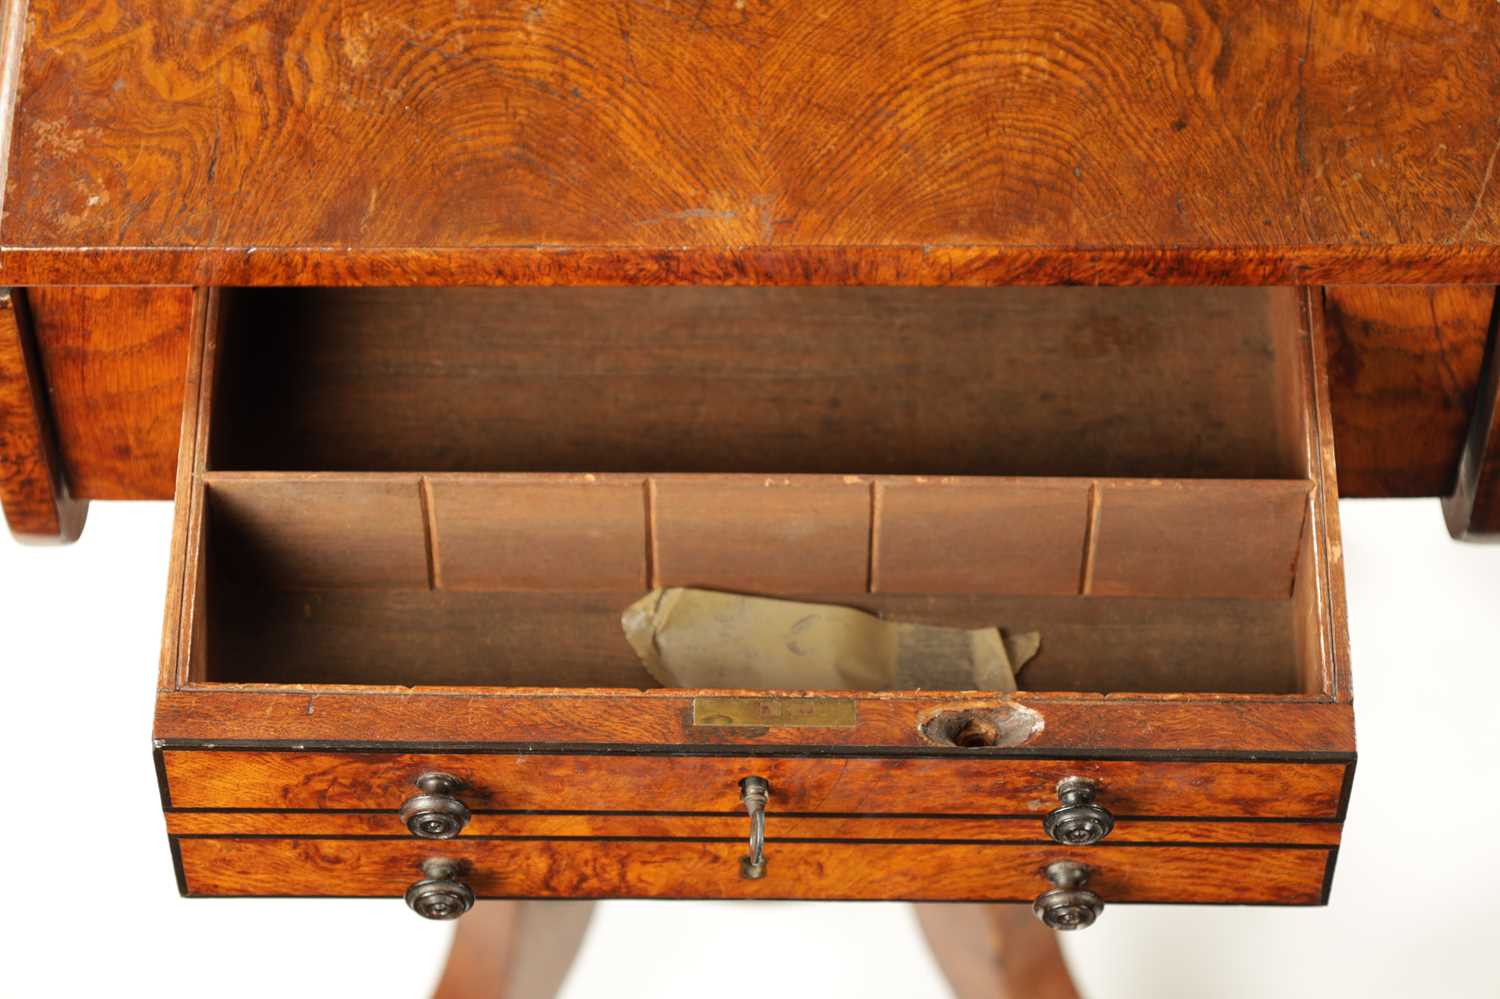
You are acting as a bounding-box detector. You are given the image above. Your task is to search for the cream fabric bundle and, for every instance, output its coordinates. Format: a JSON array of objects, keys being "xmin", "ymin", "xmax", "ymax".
[{"xmin": 622, "ymin": 587, "xmax": 1038, "ymax": 691}]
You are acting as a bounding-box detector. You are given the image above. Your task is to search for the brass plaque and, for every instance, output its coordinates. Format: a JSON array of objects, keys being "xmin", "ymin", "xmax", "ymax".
[{"xmin": 692, "ymin": 697, "xmax": 859, "ymax": 728}]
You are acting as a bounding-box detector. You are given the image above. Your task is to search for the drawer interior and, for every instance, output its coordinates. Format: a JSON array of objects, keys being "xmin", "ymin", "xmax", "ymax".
[
  {"xmin": 210, "ymin": 286, "xmax": 1307, "ymax": 479},
  {"xmin": 183, "ymin": 286, "xmax": 1330, "ymax": 697}
]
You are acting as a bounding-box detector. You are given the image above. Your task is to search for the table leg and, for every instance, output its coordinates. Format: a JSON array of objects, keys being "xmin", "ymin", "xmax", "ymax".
[
  {"xmin": 432, "ymin": 901, "xmax": 596, "ymax": 999},
  {"xmin": 1444, "ymin": 288, "xmax": 1500, "ymax": 540},
  {"xmin": 913, "ymin": 904, "xmax": 1081, "ymax": 999}
]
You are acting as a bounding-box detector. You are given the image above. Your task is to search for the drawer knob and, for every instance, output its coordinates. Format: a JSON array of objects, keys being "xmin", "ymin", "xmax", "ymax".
[
  {"xmin": 405, "ymin": 859, "xmax": 475, "ymax": 921},
  {"xmin": 739, "ymin": 776, "xmax": 770, "ymax": 879},
  {"xmin": 400, "ymin": 772, "xmax": 472, "ymax": 840},
  {"xmin": 1032, "ymin": 861, "xmax": 1103, "ymax": 931},
  {"xmin": 1042, "ymin": 777, "xmax": 1114, "ymax": 846}
]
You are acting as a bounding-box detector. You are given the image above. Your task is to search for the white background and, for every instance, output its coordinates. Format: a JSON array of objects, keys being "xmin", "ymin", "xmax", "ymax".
[{"xmin": 1, "ymin": 498, "xmax": 1496, "ymax": 998}]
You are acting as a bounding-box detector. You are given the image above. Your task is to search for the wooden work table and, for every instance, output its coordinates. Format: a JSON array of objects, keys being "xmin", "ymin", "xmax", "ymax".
[{"xmin": 1, "ymin": 3, "xmax": 1497, "ymax": 998}]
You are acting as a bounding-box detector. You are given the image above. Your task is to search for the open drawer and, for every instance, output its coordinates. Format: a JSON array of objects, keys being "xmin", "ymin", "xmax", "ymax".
[{"xmin": 154, "ymin": 286, "xmax": 1354, "ymax": 916}]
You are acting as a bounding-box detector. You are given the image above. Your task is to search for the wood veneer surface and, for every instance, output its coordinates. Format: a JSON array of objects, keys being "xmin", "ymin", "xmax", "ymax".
[
  {"xmin": 160, "ymin": 750, "xmax": 1348, "ymax": 817},
  {"xmin": 6, "ymin": 2, "xmax": 1500, "ymax": 285},
  {"xmin": 26, "ymin": 286, "xmax": 195, "ymax": 499},
  {"xmin": 174, "ymin": 838, "xmax": 1332, "ymax": 904},
  {"xmin": 155, "ymin": 689, "xmax": 1357, "ymax": 752},
  {"xmin": 0, "ymin": 288, "xmax": 84, "ymax": 539},
  {"xmin": 1323, "ymin": 286, "xmax": 1497, "ymax": 497},
  {"xmin": 164, "ymin": 812, "xmax": 1346, "ymax": 845}
]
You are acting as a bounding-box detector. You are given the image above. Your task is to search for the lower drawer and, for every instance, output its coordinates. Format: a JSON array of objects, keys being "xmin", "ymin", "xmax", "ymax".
[{"xmin": 173, "ymin": 837, "xmax": 1335, "ymax": 904}]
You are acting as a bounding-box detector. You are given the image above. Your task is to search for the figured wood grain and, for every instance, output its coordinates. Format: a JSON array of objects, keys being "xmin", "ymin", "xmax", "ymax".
[
  {"xmin": 1444, "ymin": 302, "xmax": 1500, "ymax": 538},
  {"xmin": 13, "ymin": 247, "xmax": 1500, "ymax": 288},
  {"xmin": 159, "ymin": 750, "xmax": 1349, "ymax": 819},
  {"xmin": 1323, "ymin": 286, "xmax": 1496, "ymax": 497},
  {"xmin": 173, "ymin": 837, "xmax": 1332, "ymax": 904},
  {"xmin": 7, "ymin": 2, "xmax": 1500, "ymax": 286},
  {"xmin": 25, "ymin": 286, "xmax": 193, "ymax": 499},
  {"xmin": 164, "ymin": 811, "xmax": 1345, "ymax": 846},
  {"xmin": 0, "ymin": 0, "xmax": 29, "ymax": 222},
  {"xmin": 0, "ymin": 287, "xmax": 86, "ymax": 541}
]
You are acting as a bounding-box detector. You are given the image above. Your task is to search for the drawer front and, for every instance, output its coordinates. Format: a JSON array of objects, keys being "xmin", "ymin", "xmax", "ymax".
[
  {"xmin": 159, "ymin": 749, "xmax": 1352, "ymax": 820},
  {"xmin": 173, "ymin": 837, "xmax": 1334, "ymax": 904}
]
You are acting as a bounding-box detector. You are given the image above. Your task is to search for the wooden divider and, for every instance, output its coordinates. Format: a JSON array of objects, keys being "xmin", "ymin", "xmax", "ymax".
[
  {"xmin": 207, "ymin": 476, "xmax": 428, "ymax": 588},
  {"xmin": 874, "ymin": 479, "xmax": 1092, "ymax": 595},
  {"xmin": 429, "ymin": 478, "xmax": 647, "ymax": 591},
  {"xmin": 1091, "ymin": 480, "xmax": 1311, "ymax": 600},
  {"xmin": 203, "ymin": 473, "xmax": 1312, "ymax": 601},
  {"xmin": 652, "ymin": 478, "xmax": 871, "ymax": 592}
]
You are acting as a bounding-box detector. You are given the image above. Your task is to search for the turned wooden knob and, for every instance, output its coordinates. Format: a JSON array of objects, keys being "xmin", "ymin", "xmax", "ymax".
[
  {"xmin": 405, "ymin": 859, "xmax": 475, "ymax": 920},
  {"xmin": 1032, "ymin": 861, "xmax": 1103, "ymax": 931},
  {"xmin": 400, "ymin": 772, "xmax": 472, "ymax": 839},
  {"xmin": 1042, "ymin": 777, "xmax": 1114, "ymax": 846}
]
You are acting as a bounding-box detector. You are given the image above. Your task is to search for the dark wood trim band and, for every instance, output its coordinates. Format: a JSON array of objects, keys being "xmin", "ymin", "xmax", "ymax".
[
  {"xmin": 167, "ymin": 834, "xmax": 1337, "ymax": 851},
  {"xmin": 158, "ymin": 807, "xmax": 1341, "ymax": 823},
  {"xmin": 1320, "ymin": 845, "xmax": 1341, "ymax": 905}
]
